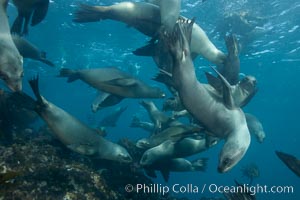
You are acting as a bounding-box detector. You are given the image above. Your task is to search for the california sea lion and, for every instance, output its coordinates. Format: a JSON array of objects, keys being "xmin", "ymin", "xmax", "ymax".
[
  {"xmin": 130, "ymin": 116, "xmax": 155, "ymax": 133},
  {"xmin": 28, "ymin": 76, "xmax": 132, "ymax": 163},
  {"xmin": 139, "ymin": 100, "xmax": 179, "ymax": 131},
  {"xmin": 91, "ymin": 91, "xmax": 124, "ymax": 113},
  {"xmin": 59, "ymin": 67, "xmax": 165, "ymax": 99},
  {"xmin": 73, "ymin": 2, "xmax": 226, "ymax": 65},
  {"xmin": 275, "ymin": 151, "xmax": 300, "ymax": 177},
  {"xmin": 0, "ymin": 0, "xmax": 23, "ymax": 91},
  {"xmin": 98, "ymin": 106, "xmax": 127, "ymax": 127},
  {"xmin": 136, "ymin": 124, "xmax": 202, "ymax": 149},
  {"xmin": 140, "ymin": 137, "xmax": 219, "ymax": 166},
  {"xmin": 165, "ymin": 19, "xmax": 250, "ymax": 173},
  {"xmin": 245, "ymin": 113, "xmax": 266, "ymax": 143},
  {"xmin": 143, "ymin": 157, "xmax": 207, "ymax": 182},
  {"xmin": 11, "ymin": 0, "xmax": 50, "ymax": 35},
  {"xmin": 11, "ymin": 35, "xmax": 54, "ymax": 67}
]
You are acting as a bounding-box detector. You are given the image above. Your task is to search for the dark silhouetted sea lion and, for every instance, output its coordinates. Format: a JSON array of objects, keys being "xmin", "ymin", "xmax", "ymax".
[
  {"xmin": 0, "ymin": 0, "xmax": 23, "ymax": 91},
  {"xmin": 12, "ymin": 35, "xmax": 54, "ymax": 67},
  {"xmin": 59, "ymin": 67, "xmax": 165, "ymax": 99},
  {"xmin": 143, "ymin": 157, "xmax": 207, "ymax": 182},
  {"xmin": 98, "ymin": 106, "xmax": 127, "ymax": 127},
  {"xmin": 11, "ymin": 0, "xmax": 50, "ymax": 35},
  {"xmin": 165, "ymin": 19, "xmax": 250, "ymax": 173},
  {"xmin": 275, "ymin": 151, "xmax": 300, "ymax": 177},
  {"xmin": 28, "ymin": 76, "xmax": 132, "ymax": 163}
]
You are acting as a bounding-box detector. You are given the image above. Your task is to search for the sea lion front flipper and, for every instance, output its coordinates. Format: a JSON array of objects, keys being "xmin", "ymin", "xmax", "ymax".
[
  {"xmin": 152, "ymin": 69, "xmax": 174, "ymax": 87},
  {"xmin": 205, "ymin": 72, "xmax": 222, "ymax": 92},
  {"xmin": 31, "ymin": 0, "xmax": 49, "ymax": 26},
  {"xmin": 210, "ymin": 66, "xmax": 235, "ymax": 109},
  {"xmin": 160, "ymin": 169, "xmax": 170, "ymax": 182},
  {"xmin": 133, "ymin": 42, "xmax": 157, "ymax": 57},
  {"xmin": 67, "ymin": 143, "xmax": 97, "ymax": 156},
  {"xmin": 103, "ymin": 78, "xmax": 137, "ymax": 87},
  {"xmin": 59, "ymin": 68, "xmax": 79, "ymax": 83}
]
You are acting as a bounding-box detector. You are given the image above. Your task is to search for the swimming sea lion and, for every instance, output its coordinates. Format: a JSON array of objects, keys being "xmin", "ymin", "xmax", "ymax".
[
  {"xmin": 140, "ymin": 137, "xmax": 219, "ymax": 166},
  {"xmin": 28, "ymin": 76, "xmax": 132, "ymax": 163},
  {"xmin": 275, "ymin": 151, "xmax": 300, "ymax": 177},
  {"xmin": 73, "ymin": 2, "xmax": 226, "ymax": 65},
  {"xmin": 130, "ymin": 116, "xmax": 155, "ymax": 133},
  {"xmin": 245, "ymin": 113, "xmax": 266, "ymax": 143},
  {"xmin": 0, "ymin": 0, "xmax": 24, "ymax": 91},
  {"xmin": 140, "ymin": 100, "xmax": 179, "ymax": 131},
  {"xmin": 165, "ymin": 19, "xmax": 250, "ymax": 173},
  {"xmin": 143, "ymin": 157, "xmax": 207, "ymax": 182},
  {"xmin": 59, "ymin": 67, "xmax": 165, "ymax": 99},
  {"xmin": 136, "ymin": 124, "xmax": 202, "ymax": 149},
  {"xmin": 98, "ymin": 106, "xmax": 127, "ymax": 127},
  {"xmin": 11, "ymin": 35, "xmax": 54, "ymax": 67},
  {"xmin": 11, "ymin": 0, "xmax": 50, "ymax": 35},
  {"xmin": 91, "ymin": 91, "xmax": 124, "ymax": 113}
]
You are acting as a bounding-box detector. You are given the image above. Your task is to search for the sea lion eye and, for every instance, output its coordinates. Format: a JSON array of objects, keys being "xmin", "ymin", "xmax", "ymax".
[{"xmin": 222, "ymin": 158, "xmax": 232, "ymax": 167}]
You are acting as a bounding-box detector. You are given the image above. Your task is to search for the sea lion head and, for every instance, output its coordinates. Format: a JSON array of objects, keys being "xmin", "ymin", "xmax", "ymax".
[
  {"xmin": 239, "ymin": 75, "xmax": 257, "ymax": 96},
  {"xmin": 110, "ymin": 145, "xmax": 133, "ymax": 163},
  {"xmin": 218, "ymin": 120, "xmax": 250, "ymax": 173},
  {"xmin": 255, "ymin": 130, "xmax": 266, "ymax": 143},
  {"xmin": 0, "ymin": 48, "xmax": 23, "ymax": 91},
  {"xmin": 136, "ymin": 138, "xmax": 151, "ymax": 149}
]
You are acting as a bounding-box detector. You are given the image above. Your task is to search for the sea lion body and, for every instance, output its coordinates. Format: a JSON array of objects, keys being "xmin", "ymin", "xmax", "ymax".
[
  {"xmin": 91, "ymin": 92, "xmax": 124, "ymax": 113},
  {"xmin": 166, "ymin": 19, "xmax": 250, "ymax": 173},
  {"xmin": 140, "ymin": 137, "xmax": 218, "ymax": 165},
  {"xmin": 144, "ymin": 157, "xmax": 207, "ymax": 182},
  {"xmin": 59, "ymin": 67, "xmax": 165, "ymax": 99},
  {"xmin": 28, "ymin": 77, "xmax": 132, "ymax": 163},
  {"xmin": 136, "ymin": 124, "xmax": 202, "ymax": 149},
  {"xmin": 73, "ymin": 2, "xmax": 226, "ymax": 65},
  {"xmin": 11, "ymin": 0, "xmax": 49, "ymax": 35},
  {"xmin": 130, "ymin": 116, "xmax": 155, "ymax": 132},
  {"xmin": 11, "ymin": 35, "xmax": 54, "ymax": 66},
  {"xmin": 0, "ymin": 0, "xmax": 23, "ymax": 91},
  {"xmin": 245, "ymin": 113, "xmax": 265, "ymax": 143}
]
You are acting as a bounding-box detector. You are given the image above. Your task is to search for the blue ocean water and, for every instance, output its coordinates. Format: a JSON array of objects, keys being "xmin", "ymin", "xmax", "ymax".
[{"xmin": 3, "ymin": 0, "xmax": 300, "ymax": 199}]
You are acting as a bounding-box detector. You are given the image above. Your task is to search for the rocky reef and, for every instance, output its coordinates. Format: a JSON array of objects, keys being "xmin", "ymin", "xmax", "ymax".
[{"xmin": 0, "ymin": 126, "xmax": 191, "ymax": 200}]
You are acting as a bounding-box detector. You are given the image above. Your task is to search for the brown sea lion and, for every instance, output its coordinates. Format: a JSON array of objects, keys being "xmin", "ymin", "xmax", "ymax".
[
  {"xmin": 59, "ymin": 67, "xmax": 165, "ymax": 99},
  {"xmin": 28, "ymin": 76, "xmax": 132, "ymax": 163},
  {"xmin": 164, "ymin": 19, "xmax": 250, "ymax": 173},
  {"xmin": 0, "ymin": 0, "xmax": 23, "ymax": 91}
]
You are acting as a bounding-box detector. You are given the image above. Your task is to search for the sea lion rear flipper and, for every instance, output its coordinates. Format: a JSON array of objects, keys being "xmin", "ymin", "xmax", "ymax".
[
  {"xmin": 205, "ymin": 72, "xmax": 222, "ymax": 92},
  {"xmin": 59, "ymin": 68, "xmax": 79, "ymax": 83},
  {"xmin": 160, "ymin": 169, "xmax": 170, "ymax": 182},
  {"xmin": 73, "ymin": 4, "xmax": 106, "ymax": 23},
  {"xmin": 31, "ymin": 0, "xmax": 49, "ymax": 26},
  {"xmin": 103, "ymin": 78, "xmax": 137, "ymax": 87},
  {"xmin": 210, "ymin": 66, "xmax": 235, "ymax": 109}
]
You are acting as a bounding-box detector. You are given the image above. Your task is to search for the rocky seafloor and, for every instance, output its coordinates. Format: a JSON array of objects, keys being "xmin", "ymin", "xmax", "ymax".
[{"xmin": 0, "ymin": 124, "xmax": 226, "ymax": 200}]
